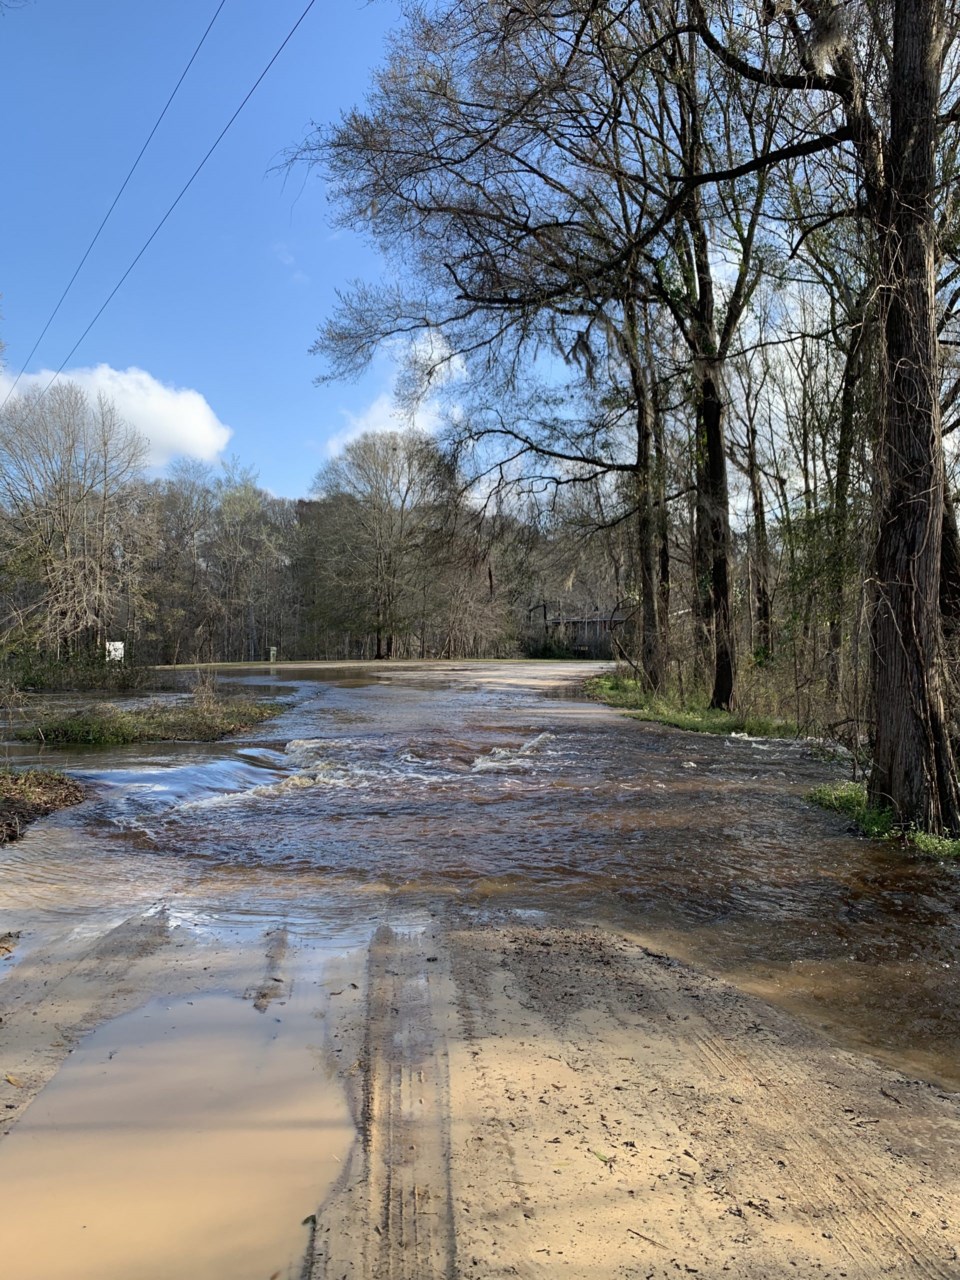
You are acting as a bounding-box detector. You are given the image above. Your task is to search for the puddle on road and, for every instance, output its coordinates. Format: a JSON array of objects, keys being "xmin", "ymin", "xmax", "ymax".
[{"xmin": 0, "ymin": 964, "xmax": 355, "ymax": 1279}]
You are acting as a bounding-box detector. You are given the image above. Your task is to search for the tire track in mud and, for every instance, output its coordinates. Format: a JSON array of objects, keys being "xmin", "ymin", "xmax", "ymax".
[
  {"xmin": 687, "ymin": 1001, "xmax": 959, "ymax": 1279},
  {"xmin": 488, "ymin": 923, "xmax": 960, "ymax": 1278},
  {"xmin": 309, "ymin": 924, "xmax": 457, "ymax": 1280},
  {"xmin": 309, "ymin": 915, "xmax": 960, "ymax": 1279},
  {"xmin": 446, "ymin": 923, "xmax": 731, "ymax": 1278},
  {"xmin": 243, "ymin": 924, "xmax": 289, "ymax": 1011}
]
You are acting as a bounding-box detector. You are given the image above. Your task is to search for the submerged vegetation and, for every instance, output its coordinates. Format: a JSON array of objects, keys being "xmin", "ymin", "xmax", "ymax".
[
  {"xmin": 0, "ymin": 769, "xmax": 84, "ymax": 844},
  {"xmin": 808, "ymin": 781, "xmax": 960, "ymax": 859},
  {"xmin": 584, "ymin": 672, "xmax": 796, "ymax": 739},
  {"xmin": 18, "ymin": 696, "xmax": 282, "ymax": 747}
]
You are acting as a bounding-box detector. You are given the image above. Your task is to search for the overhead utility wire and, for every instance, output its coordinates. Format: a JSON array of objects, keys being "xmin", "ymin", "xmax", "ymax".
[
  {"xmin": 41, "ymin": 0, "xmax": 320, "ymax": 399},
  {"xmin": 1, "ymin": 0, "xmax": 230, "ymax": 411}
]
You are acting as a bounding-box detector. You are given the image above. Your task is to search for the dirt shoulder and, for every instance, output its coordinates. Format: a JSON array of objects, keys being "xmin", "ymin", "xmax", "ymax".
[{"xmin": 311, "ymin": 914, "xmax": 960, "ymax": 1280}]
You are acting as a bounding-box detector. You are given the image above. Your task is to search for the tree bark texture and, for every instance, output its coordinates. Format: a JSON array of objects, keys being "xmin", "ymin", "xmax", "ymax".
[
  {"xmin": 827, "ymin": 322, "xmax": 865, "ymax": 695},
  {"xmin": 940, "ymin": 489, "xmax": 960, "ymax": 641},
  {"xmin": 869, "ymin": 0, "xmax": 960, "ymax": 832}
]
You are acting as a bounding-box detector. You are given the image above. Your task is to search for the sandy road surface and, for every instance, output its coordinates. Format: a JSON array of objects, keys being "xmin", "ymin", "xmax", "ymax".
[
  {"xmin": 311, "ymin": 913, "xmax": 960, "ymax": 1280},
  {"xmin": 1, "ymin": 905, "xmax": 958, "ymax": 1277}
]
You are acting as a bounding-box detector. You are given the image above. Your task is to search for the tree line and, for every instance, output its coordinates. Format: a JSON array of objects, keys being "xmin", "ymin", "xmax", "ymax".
[{"xmin": 0, "ymin": 384, "xmax": 623, "ymax": 670}]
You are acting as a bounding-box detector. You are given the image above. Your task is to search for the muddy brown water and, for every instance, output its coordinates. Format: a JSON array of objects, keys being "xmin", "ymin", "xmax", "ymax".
[
  {"xmin": 0, "ymin": 983, "xmax": 354, "ymax": 1280},
  {"xmin": 1, "ymin": 659, "xmax": 959, "ymax": 1276}
]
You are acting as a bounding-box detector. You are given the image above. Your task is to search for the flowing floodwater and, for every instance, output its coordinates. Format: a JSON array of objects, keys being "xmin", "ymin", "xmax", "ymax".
[
  {"xmin": 4, "ymin": 661, "xmax": 960, "ymax": 1075},
  {"xmin": 2, "ymin": 660, "xmax": 960, "ymax": 1276}
]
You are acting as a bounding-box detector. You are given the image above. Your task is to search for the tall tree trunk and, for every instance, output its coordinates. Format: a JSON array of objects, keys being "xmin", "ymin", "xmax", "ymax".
[
  {"xmin": 696, "ymin": 362, "xmax": 736, "ymax": 709},
  {"xmin": 627, "ymin": 342, "xmax": 664, "ymax": 692},
  {"xmin": 869, "ymin": 0, "xmax": 960, "ymax": 832},
  {"xmin": 686, "ymin": 153, "xmax": 736, "ymax": 710},
  {"xmin": 745, "ymin": 403, "xmax": 772, "ymax": 660},
  {"xmin": 653, "ymin": 378, "xmax": 671, "ymax": 658},
  {"xmin": 827, "ymin": 320, "xmax": 865, "ymax": 695}
]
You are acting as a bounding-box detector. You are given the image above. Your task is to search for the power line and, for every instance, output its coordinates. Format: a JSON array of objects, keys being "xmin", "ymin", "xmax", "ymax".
[
  {"xmin": 1, "ymin": 0, "xmax": 230, "ymax": 410},
  {"xmin": 39, "ymin": 0, "xmax": 320, "ymax": 399}
]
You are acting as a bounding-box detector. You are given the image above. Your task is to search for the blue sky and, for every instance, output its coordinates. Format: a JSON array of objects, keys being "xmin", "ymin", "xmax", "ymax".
[{"xmin": 0, "ymin": 0, "xmax": 423, "ymax": 496}]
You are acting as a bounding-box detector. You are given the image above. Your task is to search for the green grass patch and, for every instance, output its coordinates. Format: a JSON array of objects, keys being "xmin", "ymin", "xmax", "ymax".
[
  {"xmin": 909, "ymin": 829, "xmax": 960, "ymax": 858},
  {"xmin": 807, "ymin": 781, "xmax": 894, "ymax": 839},
  {"xmin": 583, "ymin": 673, "xmax": 796, "ymax": 738},
  {"xmin": 808, "ymin": 780, "xmax": 960, "ymax": 857},
  {"xmin": 19, "ymin": 698, "xmax": 283, "ymax": 746},
  {"xmin": 0, "ymin": 768, "xmax": 85, "ymax": 843}
]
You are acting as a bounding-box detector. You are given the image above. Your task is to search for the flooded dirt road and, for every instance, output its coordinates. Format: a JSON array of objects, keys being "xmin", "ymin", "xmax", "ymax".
[{"xmin": 1, "ymin": 661, "xmax": 959, "ymax": 1278}]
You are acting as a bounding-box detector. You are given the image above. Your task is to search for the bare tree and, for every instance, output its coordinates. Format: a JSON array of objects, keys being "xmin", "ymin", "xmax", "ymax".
[
  {"xmin": 311, "ymin": 432, "xmax": 447, "ymax": 659},
  {"xmin": 291, "ymin": 0, "xmax": 793, "ymax": 705},
  {"xmin": 0, "ymin": 383, "xmax": 147, "ymax": 657}
]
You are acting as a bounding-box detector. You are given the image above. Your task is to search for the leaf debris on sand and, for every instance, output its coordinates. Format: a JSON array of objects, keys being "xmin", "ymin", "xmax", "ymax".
[{"xmin": 0, "ymin": 770, "xmax": 83, "ymax": 845}]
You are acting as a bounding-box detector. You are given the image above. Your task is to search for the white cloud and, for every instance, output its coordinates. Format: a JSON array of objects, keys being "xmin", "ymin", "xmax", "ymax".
[
  {"xmin": 0, "ymin": 365, "xmax": 232, "ymax": 467},
  {"xmin": 406, "ymin": 329, "xmax": 467, "ymax": 386},
  {"xmin": 322, "ymin": 333, "xmax": 467, "ymax": 458},
  {"xmin": 271, "ymin": 241, "xmax": 309, "ymax": 286},
  {"xmin": 325, "ymin": 391, "xmax": 443, "ymax": 457}
]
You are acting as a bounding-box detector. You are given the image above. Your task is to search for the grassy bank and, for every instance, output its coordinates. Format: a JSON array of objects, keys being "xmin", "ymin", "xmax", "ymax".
[
  {"xmin": 583, "ymin": 672, "xmax": 797, "ymax": 738},
  {"xmin": 0, "ymin": 769, "xmax": 85, "ymax": 844},
  {"xmin": 808, "ymin": 780, "xmax": 960, "ymax": 858},
  {"xmin": 19, "ymin": 697, "xmax": 283, "ymax": 747}
]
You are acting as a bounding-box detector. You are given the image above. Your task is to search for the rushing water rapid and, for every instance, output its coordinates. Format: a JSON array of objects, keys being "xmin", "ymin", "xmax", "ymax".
[{"xmin": 3, "ymin": 660, "xmax": 960, "ymax": 1087}]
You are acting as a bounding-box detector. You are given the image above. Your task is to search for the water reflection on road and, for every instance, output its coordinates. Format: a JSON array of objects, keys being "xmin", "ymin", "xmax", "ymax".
[{"xmin": 3, "ymin": 660, "xmax": 960, "ymax": 1086}]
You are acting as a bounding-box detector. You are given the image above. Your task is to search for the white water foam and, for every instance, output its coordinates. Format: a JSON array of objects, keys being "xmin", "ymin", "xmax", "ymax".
[{"xmin": 470, "ymin": 731, "xmax": 555, "ymax": 773}]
